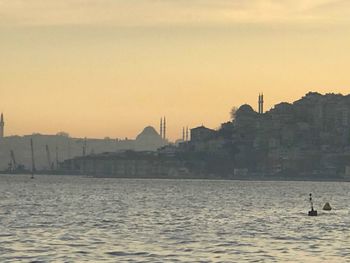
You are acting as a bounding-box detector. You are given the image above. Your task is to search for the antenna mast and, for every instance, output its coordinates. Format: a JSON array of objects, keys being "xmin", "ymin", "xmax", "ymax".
[{"xmin": 55, "ymin": 146, "xmax": 59, "ymax": 170}]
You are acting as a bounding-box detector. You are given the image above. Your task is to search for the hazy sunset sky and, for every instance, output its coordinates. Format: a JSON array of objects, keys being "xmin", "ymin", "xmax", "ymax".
[{"xmin": 1, "ymin": 0, "xmax": 350, "ymax": 140}]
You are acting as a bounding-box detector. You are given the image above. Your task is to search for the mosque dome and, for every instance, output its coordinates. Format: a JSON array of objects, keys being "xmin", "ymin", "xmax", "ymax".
[
  {"xmin": 135, "ymin": 126, "xmax": 164, "ymax": 151},
  {"xmin": 235, "ymin": 104, "xmax": 258, "ymax": 127},
  {"xmin": 136, "ymin": 126, "xmax": 161, "ymax": 141},
  {"xmin": 236, "ymin": 104, "xmax": 256, "ymax": 116}
]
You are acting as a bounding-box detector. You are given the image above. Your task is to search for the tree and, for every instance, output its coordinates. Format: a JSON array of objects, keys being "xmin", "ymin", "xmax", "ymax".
[{"xmin": 230, "ymin": 106, "xmax": 238, "ymax": 121}]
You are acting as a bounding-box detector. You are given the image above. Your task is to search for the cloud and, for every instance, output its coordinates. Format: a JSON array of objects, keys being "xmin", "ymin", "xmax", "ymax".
[
  {"xmin": 304, "ymin": 0, "xmax": 350, "ymax": 17},
  {"xmin": 0, "ymin": 0, "xmax": 349, "ymax": 27}
]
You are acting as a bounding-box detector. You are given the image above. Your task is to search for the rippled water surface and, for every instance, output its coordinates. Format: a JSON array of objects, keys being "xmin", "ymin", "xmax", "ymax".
[{"xmin": 1, "ymin": 175, "xmax": 350, "ymax": 262}]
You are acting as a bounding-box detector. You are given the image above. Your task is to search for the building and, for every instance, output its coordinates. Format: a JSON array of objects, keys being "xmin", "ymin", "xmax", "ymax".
[
  {"xmin": 59, "ymin": 150, "xmax": 190, "ymax": 178},
  {"xmin": 190, "ymin": 126, "xmax": 216, "ymax": 142},
  {"xmin": 180, "ymin": 92, "xmax": 350, "ymax": 179},
  {"xmin": 135, "ymin": 126, "xmax": 167, "ymax": 151}
]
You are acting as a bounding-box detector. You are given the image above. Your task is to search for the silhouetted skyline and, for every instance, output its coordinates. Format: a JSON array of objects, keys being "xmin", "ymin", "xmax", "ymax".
[{"xmin": 1, "ymin": 1, "xmax": 350, "ymax": 139}]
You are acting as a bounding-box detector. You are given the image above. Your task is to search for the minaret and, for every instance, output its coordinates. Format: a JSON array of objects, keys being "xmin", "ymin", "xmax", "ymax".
[
  {"xmin": 186, "ymin": 126, "xmax": 189, "ymax": 141},
  {"xmin": 160, "ymin": 118, "xmax": 163, "ymax": 138},
  {"xmin": 182, "ymin": 127, "xmax": 185, "ymax": 141},
  {"xmin": 163, "ymin": 117, "xmax": 166, "ymax": 140},
  {"xmin": 258, "ymin": 93, "xmax": 264, "ymax": 114},
  {"xmin": 0, "ymin": 113, "xmax": 4, "ymax": 138}
]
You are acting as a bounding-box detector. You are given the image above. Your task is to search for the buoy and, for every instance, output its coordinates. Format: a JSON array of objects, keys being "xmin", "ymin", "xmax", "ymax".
[
  {"xmin": 308, "ymin": 193, "xmax": 317, "ymax": 216},
  {"xmin": 323, "ymin": 202, "xmax": 332, "ymax": 211},
  {"xmin": 308, "ymin": 209, "xmax": 317, "ymax": 216}
]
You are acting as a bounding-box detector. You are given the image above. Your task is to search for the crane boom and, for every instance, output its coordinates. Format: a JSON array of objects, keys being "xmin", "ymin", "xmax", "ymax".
[
  {"xmin": 55, "ymin": 146, "xmax": 59, "ymax": 169},
  {"xmin": 45, "ymin": 144, "xmax": 52, "ymax": 170},
  {"xmin": 30, "ymin": 139, "xmax": 35, "ymax": 179},
  {"xmin": 10, "ymin": 150, "xmax": 17, "ymax": 170}
]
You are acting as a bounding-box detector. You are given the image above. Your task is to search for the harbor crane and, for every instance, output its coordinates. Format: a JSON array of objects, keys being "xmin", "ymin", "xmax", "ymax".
[
  {"xmin": 10, "ymin": 150, "xmax": 17, "ymax": 171},
  {"xmin": 45, "ymin": 144, "xmax": 53, "ymax": 170}
]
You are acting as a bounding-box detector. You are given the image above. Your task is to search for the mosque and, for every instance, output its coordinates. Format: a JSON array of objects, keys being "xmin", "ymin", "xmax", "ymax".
[{"xmin": 0, "ymin": 114, "xmax": 167, "ymax": 171}]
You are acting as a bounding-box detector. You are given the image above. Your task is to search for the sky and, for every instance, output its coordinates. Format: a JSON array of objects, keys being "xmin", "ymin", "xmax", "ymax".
[{"xmin": 1, "ymin": 0, "xmax": 350, "ymax": 140}]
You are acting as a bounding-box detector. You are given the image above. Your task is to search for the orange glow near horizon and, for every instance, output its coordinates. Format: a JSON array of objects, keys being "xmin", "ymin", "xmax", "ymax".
[{"xmin": 1, "ymin": 1, "xmax": 350, "ymax": 140}]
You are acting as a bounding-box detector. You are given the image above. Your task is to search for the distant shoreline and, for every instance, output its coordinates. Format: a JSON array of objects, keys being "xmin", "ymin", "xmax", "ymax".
[{"xmin": 1, "ymin": 172, "xmax": 349, "ymax": 183}]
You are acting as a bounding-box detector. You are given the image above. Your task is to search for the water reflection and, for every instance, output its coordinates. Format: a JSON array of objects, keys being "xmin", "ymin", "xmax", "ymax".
[{"xmin": 0, "ymin": 175, "xmax": 349, "ymax": 262}]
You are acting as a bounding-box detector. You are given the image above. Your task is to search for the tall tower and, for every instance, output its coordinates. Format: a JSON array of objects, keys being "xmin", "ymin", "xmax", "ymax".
[
  {"xmin": 258, "ymin": 93, "xmax": 264, "ymax": 114},
  {"xmin": 186, "ymin": 126, "xmax": 189, "ymax": 141},
  {"xmin": 160, "ymin": 118, "xmax": 163, "ymax": 138},
  {"xmin": 163, "ymin": 117, "xmax": 166, "ymax": 140},
  {"xmin": 182, "ymin": 127, "xmax": 185, "ymax": 141},
  {"xmin": 0, "ymin": 113, "xmax": 4, "ymax": 138}
]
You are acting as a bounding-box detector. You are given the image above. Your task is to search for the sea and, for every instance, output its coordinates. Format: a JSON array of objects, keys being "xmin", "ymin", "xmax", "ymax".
[{"xmin": 0, "ymin": 174, "xmax": 350, "ymax": 262}]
